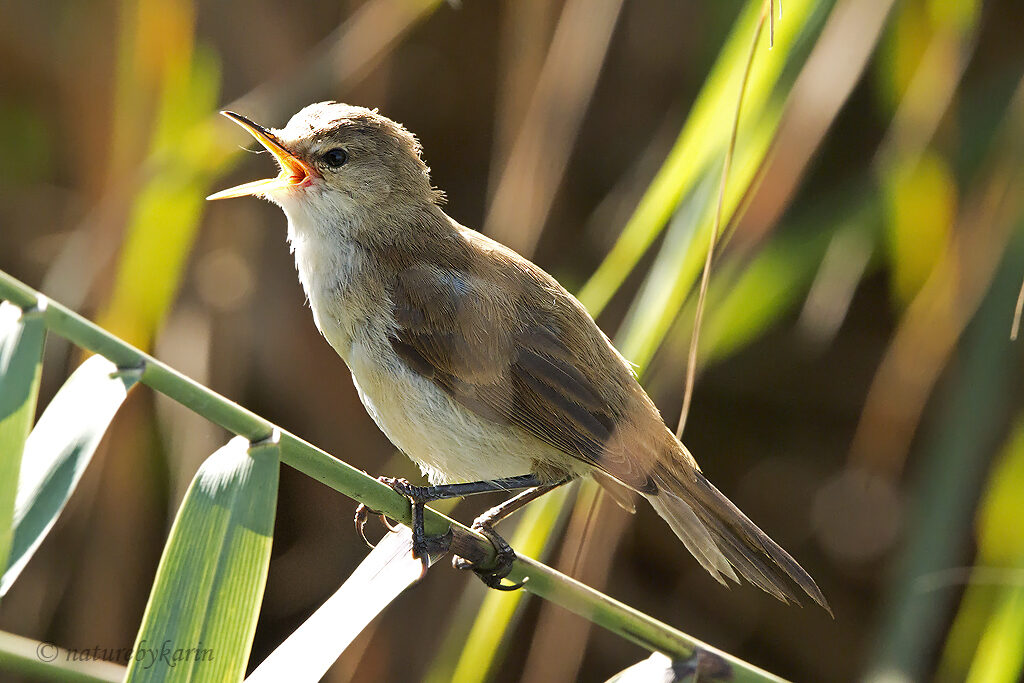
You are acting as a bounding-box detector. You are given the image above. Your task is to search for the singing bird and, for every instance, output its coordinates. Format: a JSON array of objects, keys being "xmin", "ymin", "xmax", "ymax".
[{"xmin": 208, "ymin": 102, "xmax": 829, "ymax": 611}]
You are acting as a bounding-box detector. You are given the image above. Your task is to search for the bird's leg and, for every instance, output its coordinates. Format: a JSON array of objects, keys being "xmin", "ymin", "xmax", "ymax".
[
  {"xmin": 453, "ymin": 479, "xmax": 570, "ymax": 591},
  {"xmin": 373, "ymin": 474, "xmax": 548, "ymax": 569},
  {"xmin": 409, "ymin": 492, "xmax": 452, "ymax": 562}
]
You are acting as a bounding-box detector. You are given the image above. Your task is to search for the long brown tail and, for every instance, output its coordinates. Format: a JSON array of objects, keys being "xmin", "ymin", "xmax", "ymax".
[{"xmin": 645, "ymin": 466, "xmax": 832, "ymax": 615}]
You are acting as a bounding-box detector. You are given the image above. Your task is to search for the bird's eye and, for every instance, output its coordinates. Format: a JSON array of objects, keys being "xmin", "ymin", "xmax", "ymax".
[{"xmin": 322, "ymin": 148, "xmax": 348, "ymax": 168}]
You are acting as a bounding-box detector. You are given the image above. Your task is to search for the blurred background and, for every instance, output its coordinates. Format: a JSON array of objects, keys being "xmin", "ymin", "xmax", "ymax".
[{"xmin": 2, "ymin": 0, "xmax": 1024, "ymax": 681}]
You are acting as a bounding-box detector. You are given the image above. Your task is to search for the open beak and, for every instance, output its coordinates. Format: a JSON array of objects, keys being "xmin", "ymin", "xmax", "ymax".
[{"xmin": 207, "ymin": 111, "xmax": 316, "ymax": 200}]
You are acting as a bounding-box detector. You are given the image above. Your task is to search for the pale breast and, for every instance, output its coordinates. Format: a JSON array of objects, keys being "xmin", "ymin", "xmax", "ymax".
[
  {"xmin": 290, "ymin": 231, "xmax": 377, "ymax": 361},
  {"xmin": 346, "ymin": 337, "xmax": 582, "ymax": 484}
]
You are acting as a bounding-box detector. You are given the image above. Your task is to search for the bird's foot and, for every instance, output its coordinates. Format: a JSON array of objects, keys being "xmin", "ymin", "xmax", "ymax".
[
  {"xmin": 378, "ymin": 477, "xmax": 452, "ymax": 570},
  {"xmin": 453, "ymin": 521, "xmax": 525, "ymax": 591},
  {"xmin": 353, "ymin": 503, "xmax": 400, "ymax": 549},
  {"xmin": 379, "ymin": 477, "xmax": 433, "ymax": 503}
]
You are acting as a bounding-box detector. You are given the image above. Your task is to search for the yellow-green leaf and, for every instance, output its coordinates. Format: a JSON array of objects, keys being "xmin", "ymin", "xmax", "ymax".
[
  {"xmin": 99, "ymin": 41, "xmax": 223, "ymax": 350},
  {"xmin": 247, "ymin": 528, "xmax": 429, "ymax": 682},
  {"xmin": 0, "ymin": 302, "xmax": 45, "ymax": 586},
  {"xmin": 1, "ymin": 354, "xmax": 138, "ymax": 596},
  {"xmin": 578, "ymin": 0, "xmax": 824, "ymax": 316},
  {"xmin": 126, "ymin": 436, "xmax": 280, "ymax": 682},
  {"xmin": 882, "ymin": 151, "xmax": 956, "ymax": 306}
]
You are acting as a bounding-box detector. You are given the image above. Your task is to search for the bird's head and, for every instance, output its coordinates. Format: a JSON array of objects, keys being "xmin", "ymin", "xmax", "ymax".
[{"xmin": 208, "ymin": 102, "xmax": 439, "ymax": 219}]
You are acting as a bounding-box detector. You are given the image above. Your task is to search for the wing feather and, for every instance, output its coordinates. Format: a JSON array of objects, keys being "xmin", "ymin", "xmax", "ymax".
[{"xmin": 388, "ymin": 257, "xmax": 654, "ymax": 489}]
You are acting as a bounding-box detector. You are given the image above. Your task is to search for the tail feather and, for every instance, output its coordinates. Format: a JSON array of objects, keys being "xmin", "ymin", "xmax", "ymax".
[
  {"xmin": 646, "ymin": 467, "xmax": 832, "ymax": 615},
  {"xmin": 646, "ymin": 492, "xmax": 738, "ymax": 585}
]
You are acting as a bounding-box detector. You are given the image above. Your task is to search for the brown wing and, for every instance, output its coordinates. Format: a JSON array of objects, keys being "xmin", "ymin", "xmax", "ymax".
[{"xmin": 389, "ymin": 248, "xmax": 659, "ymax": 492}]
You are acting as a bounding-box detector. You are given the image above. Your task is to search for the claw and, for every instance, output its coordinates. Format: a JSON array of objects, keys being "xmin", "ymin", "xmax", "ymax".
[
  {"xmin": 474, "ymin": 566, "xmax": 526, "ymax": 591},
  {"xmin": 354, "ymin": 504, "xmax": 376, "ymax": 549},
  {"xmin": 417, "ymin": 555, "xmax": 430, "ymax": 580},
  {"xmin": 454, "ymin": 522, "xmax": 526, "ymax": 591},
  {"xmin": 354, "ymin": 502, "xmax": 401, "ymax": 549},
  {"xmin": 490, "ymin": 577, "xmax": 527, "ymax": 591}
]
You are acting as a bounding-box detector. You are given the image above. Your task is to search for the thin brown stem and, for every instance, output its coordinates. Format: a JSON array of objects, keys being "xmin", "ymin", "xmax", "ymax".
[
  {"xmin": 676, "ymin": 5, "xmax": 768, "ymax": 438},
  {"xmin": 1012, "ymin": 276, "xmax": 1024, "ymax": 340}
]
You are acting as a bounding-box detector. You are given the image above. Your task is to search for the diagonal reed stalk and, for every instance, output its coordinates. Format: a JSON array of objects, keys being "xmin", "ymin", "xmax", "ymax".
[{"xmin": 0, "ymin": 268, "xmax": 788, "ymax": 683}]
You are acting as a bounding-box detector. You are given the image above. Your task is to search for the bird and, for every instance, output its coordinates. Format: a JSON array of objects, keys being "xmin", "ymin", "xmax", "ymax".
[{"xmin": 208, "ymin": 102, "xmax": 830, "ymax": 612}]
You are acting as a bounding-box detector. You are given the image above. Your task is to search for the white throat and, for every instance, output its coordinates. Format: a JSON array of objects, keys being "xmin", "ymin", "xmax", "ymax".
[{"xmin": 272, "ymin": 189, "xmax": 376, "ymax": 361}]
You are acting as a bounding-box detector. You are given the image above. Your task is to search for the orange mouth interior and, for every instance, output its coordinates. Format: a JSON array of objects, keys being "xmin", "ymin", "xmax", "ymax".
[{"xmin": 207, "ymin": 111, "xmax": 315, "ymax": 200}]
